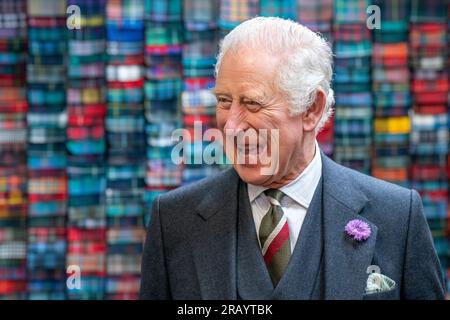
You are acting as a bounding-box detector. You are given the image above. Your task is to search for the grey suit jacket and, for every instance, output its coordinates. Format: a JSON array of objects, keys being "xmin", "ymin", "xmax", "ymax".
[{"xmin": 139, "ymin": 152, "xmax": 446, "ymax": 300}]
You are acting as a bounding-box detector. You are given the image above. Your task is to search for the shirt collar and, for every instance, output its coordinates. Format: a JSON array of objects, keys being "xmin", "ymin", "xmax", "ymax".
[{"xmin": 247, "ymin": 140, "xmax": 322, "ymax": 208}]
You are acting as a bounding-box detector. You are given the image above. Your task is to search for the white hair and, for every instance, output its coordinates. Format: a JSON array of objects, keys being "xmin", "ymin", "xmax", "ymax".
[{"xmin": 215, "ymin": 17, "xmax": 334, "ymax": 133}]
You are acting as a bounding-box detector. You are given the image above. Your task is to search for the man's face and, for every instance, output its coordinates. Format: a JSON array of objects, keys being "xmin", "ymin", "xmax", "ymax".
[{"xmin": 215, "ymin": 49, "xmax": 306, "ymax": 187}]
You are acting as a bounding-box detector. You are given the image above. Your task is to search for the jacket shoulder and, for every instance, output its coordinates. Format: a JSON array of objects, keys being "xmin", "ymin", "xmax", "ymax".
[
  {"xmin": 324, "ymin": 157, "xmax": 413, "ymax": 222},
  {"xmin": 157, "ymin": 167, "xmax": 238, "ymax": 208},
  {"xmin": 340, "ymin": 164, "xmax": 411, "ymax": 202}
]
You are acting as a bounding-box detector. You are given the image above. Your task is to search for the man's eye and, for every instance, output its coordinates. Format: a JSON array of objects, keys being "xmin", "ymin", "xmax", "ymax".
[
  {"xmin": 244, "ymin": 100, "xmax": 261, "ymax": 110},
  {"xmin": 217, "ymin": 97, "xmax": 232, "ymax": 107}
]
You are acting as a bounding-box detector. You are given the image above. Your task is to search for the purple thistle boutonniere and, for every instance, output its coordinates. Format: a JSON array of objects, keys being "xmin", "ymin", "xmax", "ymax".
[{"xmin": 345, "ymin": 219, "xmax": 371, "ymax": 242}]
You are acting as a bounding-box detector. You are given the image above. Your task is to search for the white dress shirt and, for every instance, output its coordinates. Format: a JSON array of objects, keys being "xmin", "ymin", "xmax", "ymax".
[{"xmin": 247, "ymin": 140, "xmax": 322, "ymax": 253}]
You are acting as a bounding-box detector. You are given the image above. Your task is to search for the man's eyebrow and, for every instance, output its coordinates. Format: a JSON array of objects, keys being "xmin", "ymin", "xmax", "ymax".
[
  {"xmin": 241, "ymin": 93, "xmax": 268, "ymax": 103},
  {"xmin": 241, "ymin": 94, "xmax": 263, "ymax": 100},
  {"xmin": 212, "ymin": 88, "xmax": 230, "ymax": 96},
  {"xmin": 211, "ymin": 89, "xmax": 269, "ymax": 103}
]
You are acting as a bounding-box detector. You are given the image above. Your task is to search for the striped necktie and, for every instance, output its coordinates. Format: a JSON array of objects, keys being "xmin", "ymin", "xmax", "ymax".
[{"xmin": 259, "ymin": 189, "xmax": 291, "ymax": 286}]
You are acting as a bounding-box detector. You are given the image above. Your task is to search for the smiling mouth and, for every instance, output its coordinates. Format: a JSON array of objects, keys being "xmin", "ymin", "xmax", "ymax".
[
  {"xmin": 235, "ymin": 141, "xmax": 269, "ymax": 160},
  {"xmin": 237, "ymin": 144, "xmax": 258, "ymax": 153}
]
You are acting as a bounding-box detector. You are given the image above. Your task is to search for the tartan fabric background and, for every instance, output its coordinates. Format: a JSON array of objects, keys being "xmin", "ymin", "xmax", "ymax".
[{"xmin": 0, "ymin": 0, "xmax": 449, "ymax": 299}]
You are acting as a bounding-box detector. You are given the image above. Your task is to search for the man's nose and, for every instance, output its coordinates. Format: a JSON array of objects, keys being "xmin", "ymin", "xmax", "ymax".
[{"xmin": 223, "ymin": 102, "xmax": 249, "ymax": 134}]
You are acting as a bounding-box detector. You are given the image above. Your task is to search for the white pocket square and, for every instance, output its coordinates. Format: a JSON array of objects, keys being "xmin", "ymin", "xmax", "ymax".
[{"xmin": 365, "ymin": 273, "xmax": 396, "ymax": 294}]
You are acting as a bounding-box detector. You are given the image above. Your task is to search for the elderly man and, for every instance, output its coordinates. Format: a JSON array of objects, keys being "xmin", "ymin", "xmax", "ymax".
[{"xmin": 140, "ymin": 17, "xmax": 445, "ymax": 300}]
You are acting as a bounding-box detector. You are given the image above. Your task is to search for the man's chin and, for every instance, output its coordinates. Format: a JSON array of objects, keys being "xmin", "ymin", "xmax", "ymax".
[{"xmin": 233, "ymin": 163, "xmax": 272, "ymax": 186}]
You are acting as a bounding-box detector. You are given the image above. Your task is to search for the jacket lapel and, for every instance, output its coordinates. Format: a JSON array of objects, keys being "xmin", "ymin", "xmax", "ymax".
[
  {"xmin": 191, "ymin": 168, "xmax": 238, "ymax": 299},
  {"xmin": 321, "ymin": 153, "xmax": 379, "ymax": 299}
]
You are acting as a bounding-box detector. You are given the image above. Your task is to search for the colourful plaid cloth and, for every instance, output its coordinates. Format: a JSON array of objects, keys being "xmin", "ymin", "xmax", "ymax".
[
  {"xmin": 0, "ymin": 0, "xmax": 26, "ymax": 15},
  {"xmin": 26, "ymin": 0, "xmax": 69, "ymax": 299},
  {"xmin": 105, "ymin": 277, "xmax": 140, "ymax": 298},
  {"xmin": 107, "ymin": 88, "xmax": 144, "ymax": 103},
  {"xmin": 68, "ymin": 206, "xmax": 106, "ymax": 228},
  {"xmin": 67, "ymin": 87, "xmax": 105, "ymax": 105},
  {"xmin": 333, "ymin": 0, "xmax": 369, "ymax": 24},
  {"xmin": 27, "ymin": 147, "xmax": 67, "ymax": 169},
  {"xmin": 373, "ymin": 25, "xmax": 408, "ymax": 43},
  {"xmin": 373, "ymin": 91, "xmax": 411, "ymax": 108},
  {"xmin": 183, "ymin": 30, "xmax": 219, "ymax": 67},
  {"xmin": 144, "ymin": 78, "xmax": 182, "ymax": 100},
  {"xmin": 28, "ymin": 27, "xmax": 65, "ymax": 42},
  {"xmin": 181, "ymin": 89, "xmax": 217, "ymax": 115},
  {"xmin": 410, "ymin": 23, "xmax": 447, "ymax": 48},
  {"xmin": 144, "ymin": 0, "xmax": 182, "ymax": 22},
  {"xmin": 335, "ymin": 92, "xmax": 373, "ymax": 107},
  {"xmin": 372, "ymin": 167, "xmax": 409, "ymax": 183},
  {"xmin": 145, "ymin": 120, "xmax": 179, "ymax": 147},
  {"xmin": 106, "ymin": 0, "xmax": 144, "ymax": 22},
  {"xmin": 105, "ymin": 116, "xmax": 145, "ymax": 133},
  {"xmin": 68, "ymin": 39, "xmax": 105, "ymax": 56},
  {"xmin": 107, "ymin": 26, "xmax": 144, "ymax": 45},
  {"xmin": 106, "ymin": 254, "xmax": 141, "ymax": 275},
  {"xmin": 68, "ymin": 176, "xmax": 105, "ymax": 196},
  {"xmin": 105, "ymin": 30, "xmax": 146, "ymax": 290},
  {"xmin": 260, "ymin": 0, "xmax": 297, "ymax": 19},
  {"xmin": 27, "ymin": 0, "xmax": 67, "ymax": 17},
  {"xmin": 106, "ymin": 227, "xmax": 144, "ymax": 244},
  {"xmin": 145, "ymin": 23, "xmax": 183, "ymax": 46},
  {"xmin": 410, "ymin": 52, "xmax": 446, "ymax": 71},
  {"xmin": 106, "ymin": 133, "xmax": 145, "ymax": 154},
  {"xmin": 372, "ymin": 68, "xmax": 410, "ymax": 84},
  {"xmin": 413, "ymin": 78, "xmax": 448, "ymax": 93},
  {"xmin": 66, "ymin": 276, "xmax": 105, "ymax": 299},
  {"xmin": 334, "ymin": 118, "xmax": 372, "ymax": 136},
  {"xmin": 333, "ymin": 24, "xmax": 371, "ymax": 42},
  {"xmin": 66, "ymin": 254, "xmax": 106, "ymax": 274},
  {"xmin": 106, "ymin": 165, "xmax": 145, "ymax": 181},
  {"xmin": 27, "ymin": 65, "xmax": 66, "ymax": 84},
  {"xmin": 374, "ymin": 117, "xmax": 411, "ymax": 134},
  {"xmin": 413, "ymin": 91, "xmax": 447, "ymax": 105},
  {"xmin": 334, "ymin": 66, "xmax": 371, "ymax": 83},
  {"xmin": 145, "ymin": 54, "xmax": 182, "ymax": 80},
  {"xmin": 373, "ymin": 156, "xmax": 410, "ymax": 171},
  {"xmin": 27, "ymin": 226, "xmax": 66, "ymax": 247},
  {"xmin": 68, "ymin": 0, "xmax": 106, "ymax": 13},
  {"xmin": 372, "ymin": 43, "xmax": 408, "ymax": 66},
  {"xmin": 297, "ymin": 0, "xmax": 333, "ymax": 25},
  {"xmin": 335, "ymin": 41, "xmax": 372, "ymax": 58},
  {"xmin": 410, "ymin": 0, "xmax": 447, "ymax": 22},
  {"xmin": 0, "ymin": 8, "xmax": 26, "ymax": 31},
  {"xmin": 334, "ymin": 147, "xmax": 372, "ymax": 161},
  {"xmin": 107, "ymin": 103, "xmax": 143, "ymax": 118},
  {"xmin": 410, "ymin": 113, "xmax": 448, "ymax": 155},
  {"xmin": 183, "ymin": 0, "xmax": 220, "ymax": 31},
  {"xmin": 219, "ymin": 0, "xmax": 259, "ymax": 30},
  {"xmin": 372, "ymin": 0, "xmax": 409, "ymax": 22},
  {"xmin": 29, "ymin": 40, "xmax": 66, "ymax": 56},
  {"xmin": 146, "ymin": 159, "xmax": 182, "ymax": 187},
  {"xmin": 28, "ymin": 177, "xmax": 67, "ymax": 196},
  {"xmin": 106, "ymin": 210, "xmax": 144, "ymax": 224}
]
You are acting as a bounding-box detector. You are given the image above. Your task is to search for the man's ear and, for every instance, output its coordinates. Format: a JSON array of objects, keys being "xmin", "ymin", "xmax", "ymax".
[{"xmin": 302, "ymin": 88, "xmax": 326, "ymax": 132}]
